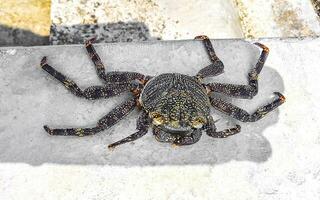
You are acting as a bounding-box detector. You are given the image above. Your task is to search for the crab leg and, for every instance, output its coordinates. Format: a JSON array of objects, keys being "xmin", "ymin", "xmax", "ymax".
[
  {"xmin": 108, "ymin": 111, "xmax": 151, "ymax": 149},
  {"xmin": 205, "ymin": 116, "xmax": 241, "ymax": 138},
  {"xmin": 209, "ymin": 92, "xmax": 285, "ymax": 122},
  {"xmin": 40, "ymin": 57, "xmax": 132, "ymax": 99},
  {"xmin": 195, "ymin": 35, "xmax": 224, "ymax": 79},
  {"xmin": 85, "ymin": 38, "xmax": 145, "ymax": 83},
  {"xmin": 44, "ymin": 98, "xmax": 136, "ymax": 136},
  {"xmin": 205, "ymin": 42, "xmax": 269, "ymax": 99}
]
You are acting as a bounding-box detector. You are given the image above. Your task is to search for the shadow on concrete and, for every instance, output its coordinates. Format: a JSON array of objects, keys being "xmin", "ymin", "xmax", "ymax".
[
  {"xmin": 0, "ymin": 24, "xmax": 49, "ymax": 47},
  {"xmin": 208, "ymin": 66, "xmax": 283, "ymax": 164},
  {"xmin": 118, "ymin": 66, "xmax": 284, "ymax": 166},
  {"xmin": 0, "ymin": 39, "xmax": 284, "ymax": 166},
  {"xmin": 50, "ymin": 22, "xmax": 161, "ymax": 45},
  {"xmin": 0, "ymin": 21, "xmax": 159, "ymax": 47}
]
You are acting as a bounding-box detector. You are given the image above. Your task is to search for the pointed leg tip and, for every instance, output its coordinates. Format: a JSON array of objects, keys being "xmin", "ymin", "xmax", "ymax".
[
  {"xmin": 253, "ymin": 42, "xmax": 263, "ymax": 47},
  {"xmin": 254, "ymin": 42, "xmax": 269, "ymax": 52},
  {"xmin": 194, "ymin": 35, "xmax": 209, "ymax": 40},
  {"xmin": 274, "ymin": 92, "xmax": 286, "ymax": 103},
  {"xmin": 43, "ymin": 125, "xmax": 53, "ymax": 135},
  {"xmin": 40, "ymin": 56, "xmax": 47, "ymax": 67},
  {"xmin": 108, "ymin": 145, "xmax": 115, "ymax": 151}
]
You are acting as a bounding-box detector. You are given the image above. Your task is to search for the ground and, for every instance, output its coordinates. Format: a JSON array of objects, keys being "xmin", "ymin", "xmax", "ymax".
[{"xmin": 0, "ymin": 37, "xmax": 319, "ymax": 199}]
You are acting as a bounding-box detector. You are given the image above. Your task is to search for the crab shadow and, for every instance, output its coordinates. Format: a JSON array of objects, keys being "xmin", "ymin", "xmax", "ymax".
[{"xmin": 0, "ymin": 38, "xmax": 284, "ymax": 166}]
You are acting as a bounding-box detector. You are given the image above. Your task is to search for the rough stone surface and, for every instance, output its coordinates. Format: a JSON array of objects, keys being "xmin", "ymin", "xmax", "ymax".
[
  {"xmin": 50, "ymin": 0, "xmax": 320, "ymax": 44},
  {"xmin": 50, "ymin": 0, "xmax": 243, "ymax": 44},
  {"xmin": 0, "ymin": 38, "xmax": 320, "ymax": 199},
  {"xmin": 50, "ymin": 22, "xmax": 160, "ymax": 45},
  {"xmin": 312, "ymin": 0, "xmax": 320, "ymax": 18},
  {"xmin": 234, "ymin": 0, "xmax": 320, "ymax": 38}
]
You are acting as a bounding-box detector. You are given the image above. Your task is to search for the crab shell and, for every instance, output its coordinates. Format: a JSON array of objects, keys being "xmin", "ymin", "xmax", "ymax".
[{"xmin": 140, "ymin": 73, "xmax": 211, "ymax": 138}]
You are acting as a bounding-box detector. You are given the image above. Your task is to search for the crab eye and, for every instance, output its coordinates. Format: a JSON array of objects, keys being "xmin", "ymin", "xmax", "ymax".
[
  {"xmin": 150, "ymin": 112, "xmax": 164, "ymax": 126},
  {"xmin": 191, "ymin": 117, "xmax": 206, "ymax": 129},
  {"xmin": 153, "ymin": 117, "xmax": 164, "ymax": 125},
  {"xmin": 170, "ymin": 120, "xmax": 180, "ymax": 128}
]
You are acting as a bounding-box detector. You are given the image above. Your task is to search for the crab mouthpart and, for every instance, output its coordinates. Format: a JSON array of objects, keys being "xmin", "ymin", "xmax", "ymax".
[{"xmin": 162, "ymin": 124, "xmax": 192, "ymax": 133}]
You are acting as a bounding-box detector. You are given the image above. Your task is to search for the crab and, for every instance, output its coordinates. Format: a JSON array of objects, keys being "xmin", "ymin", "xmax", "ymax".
[{"xmin": 40, "ymin": 35, "xmax": 285, "ymax": 149}]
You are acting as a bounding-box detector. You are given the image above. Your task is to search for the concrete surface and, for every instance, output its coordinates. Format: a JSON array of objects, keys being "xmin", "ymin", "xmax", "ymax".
[{"xmin": 0, "ymin": 38, "xmax": 320, "ymax": 199}]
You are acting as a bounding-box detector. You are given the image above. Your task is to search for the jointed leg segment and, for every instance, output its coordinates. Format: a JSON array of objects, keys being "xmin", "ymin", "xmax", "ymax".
[
  {"xmin": 203, "ymin": 42, "xmax": 285, "ymax": 123},
  {"xmin": 205, "ymin": 116, "xmax": 241, "ymax": 138},
  {"xmin": 41, "ymin": 39, "xmax": 149, "ymax": 142},
  {"xmin": 40, "ymin": 57, "xmax": 132, "ymax": 99},
  {"xmin": 85, "ymin": 38, "xmax": 145, "ymax": 84},
  {"xmin": 108, "ymin": 111, "xmax": 151, "ymax": 149},
  {"xmin": 195, "ymin": 35, "xmax": 224, "ymax": 79},
  {"xmin": 44, "ymin": 98, "xmax": 137, "ymax": 136},
  {"xmin": 205, "ymin": 42, "xmax": 270, "ymax": 99},
  {"xmin": 209, "ymin": 92, "xmax": 285, "ymax": 122},
  {"xmin": 85, "ymin": 38, "xmax": 107, "ymax": 81}
]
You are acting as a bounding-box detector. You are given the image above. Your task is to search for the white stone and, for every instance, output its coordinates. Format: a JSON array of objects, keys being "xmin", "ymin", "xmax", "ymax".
[
  {"xmin": 50, "ymin": 0, "xmax": 320, "ymax": 44},
  {"xmin": 50, "ymin": 0, "xmax": 243, "ymax": 43},
  {"xmin": 234, "ymin": 0, "xmax": 320, "ymax": 38},
  {"xmin": 0, "ymin": 38, "xmax": 320, "ymax": 199}
]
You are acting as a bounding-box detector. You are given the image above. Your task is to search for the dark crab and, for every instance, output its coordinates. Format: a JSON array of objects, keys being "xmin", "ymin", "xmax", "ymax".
[{"xmin": 40, "ymin": 35, "xmax": 285, "ymax": 149}]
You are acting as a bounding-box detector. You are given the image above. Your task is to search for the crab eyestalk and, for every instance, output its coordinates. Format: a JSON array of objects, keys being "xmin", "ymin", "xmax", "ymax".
[
  {"xmin": 150, "ymin": 112, "xmax": 165, "ymax": 125},
  {"xmin": 191, "ymin": 117, "xmax": 206, "ymax": 129}
]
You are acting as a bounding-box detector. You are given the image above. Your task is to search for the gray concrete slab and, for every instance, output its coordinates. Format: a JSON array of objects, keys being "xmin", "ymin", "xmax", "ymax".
[{"xmin": 0, "ymin": 38, "xmax": 320, "ymax": 199}]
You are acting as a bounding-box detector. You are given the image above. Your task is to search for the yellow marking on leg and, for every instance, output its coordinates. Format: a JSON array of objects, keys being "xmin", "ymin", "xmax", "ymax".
[{"xmin": 75, "ymin": 128, "xmax": 85, "ymax": 137}]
